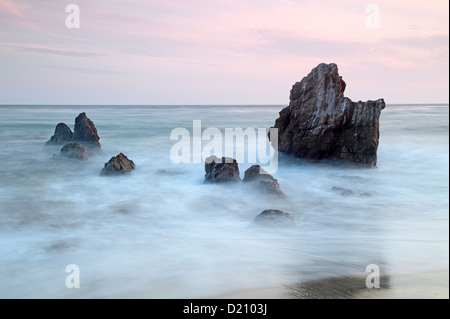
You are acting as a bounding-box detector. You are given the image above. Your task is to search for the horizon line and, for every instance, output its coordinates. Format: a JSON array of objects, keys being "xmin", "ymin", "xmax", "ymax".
[{"xmin": 0, "ymin": 103, "xmax": 449, "ymax": 107}]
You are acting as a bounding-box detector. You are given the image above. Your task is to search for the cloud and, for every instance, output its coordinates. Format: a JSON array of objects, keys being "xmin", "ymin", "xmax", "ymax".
[
  {"xmin": 246, "ymin": 28, "xmax": 449, "ymax": 70},
  {"xmin": 19, "ymin": 46, "xmax": 106, "ymax": 58},
  {"xmin": 248, "ymin": 29, "xmax": 365, "ymax": 58},
  {"xmin": 0, "ymin": 42, "xmax": 106, "ymax": 58},
  {"xmin": 367, "ymin": 35, "xmax": 449, "ymax": 69},
  {"xmin": 38, "ymin": 64, "xmax": 121, "ymax": 75},
  {"xmin": 0, "ymin": 0, "xmax": 24, "ymax": 17}
]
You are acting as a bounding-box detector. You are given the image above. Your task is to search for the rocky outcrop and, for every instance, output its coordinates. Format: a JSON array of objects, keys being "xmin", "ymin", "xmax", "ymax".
[
  {"xmin": 254, "ymin": 209, "xmax": 293, "ymax": 226},
  {"xmin": 72, "ymin": 112, "xmax": 101, "ymax": 148},
  {"xmin": 46, "ymin": 123, "xmax": 73, "ymax": 145},
  {"xmin": 243, "ymin": 165, "xmax": 283, "ymax": 195},
  {"xmin": 270, "ymin": 63, "xmax": 385, "ymax": 166},
  {"xmin": 101, "ymin": 153, "xmax": 135, "ymax": 175},
  {"xmin": 204, "ymin": 155, "xmax": 241, "ymax": 183},
  {"xmin": 60, "ymin": 142, "xmax": 87, "ymax": 160}
]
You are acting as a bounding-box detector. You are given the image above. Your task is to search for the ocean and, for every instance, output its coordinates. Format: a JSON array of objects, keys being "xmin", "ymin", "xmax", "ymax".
[{"xmin": 0, "ymin": 104, "xmax": 448, "ymax": 298}]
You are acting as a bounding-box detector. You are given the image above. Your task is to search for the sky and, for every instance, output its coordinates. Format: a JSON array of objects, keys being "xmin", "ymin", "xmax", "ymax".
[{"xmin": 0, "ymin": 0, "xmax": 448, "ymax": 105}]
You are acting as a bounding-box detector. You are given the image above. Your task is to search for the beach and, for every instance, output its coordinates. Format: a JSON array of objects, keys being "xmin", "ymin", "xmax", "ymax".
[{"xmin": 217, "ymin": 270, "xmax": 449, "ymax": 299}]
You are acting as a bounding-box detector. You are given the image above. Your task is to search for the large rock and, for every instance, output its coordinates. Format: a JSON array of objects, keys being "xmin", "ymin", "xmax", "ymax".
[
  {"xmin": 46, "ymin": 123, "xmax": 73, "ymax": 145},
  {"xmin": 204, "ymin": 155, "xmax": 241, "ymax": 183},
  {"xmin": 270, "ymin": 63, "xmax": 385, "ymax": 166},
  {"xmin": 60, "ymin": 142, "xmax": 87, "ymax": 160},
  {"xmin": 101, "ymin": 153, "xmax": 135, "ymax": 175},
  {"xmin": 243, "ymin": 165, "xmax": 283, "ymax": 195},
  {"xmin": 72, "ymin": 112, "xmax": 101, "ymax": 148}
]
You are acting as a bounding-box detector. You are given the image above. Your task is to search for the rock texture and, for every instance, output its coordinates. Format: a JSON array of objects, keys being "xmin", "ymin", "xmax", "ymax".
[
  {"xmin": 101, "ymin": 153, "xmax": 135, "ymax": 175},
  {"xmin": 72, "ymin": 112, "xmax": 101, "ymax": 148},
  {"xmin": 243, "ymin": 165, "xmax": 283, "ymax": 195},
  {"xmin": 204, "ymin": 155, "xmax": 241, "ymax": 183},
  {"xmin": 270, "ymin": 63, "xmax": 385, "ymax": 166},
  {"xmin": 254, "ymin": 209, "xmax": 293, "ymax": 226},
  {"xmin": 60, "ymin": 142, "xmax": 87, "ymax": 160},
  {"xmin": 46, "ymin": 123, "xmax": 73, "ymax": 145}
]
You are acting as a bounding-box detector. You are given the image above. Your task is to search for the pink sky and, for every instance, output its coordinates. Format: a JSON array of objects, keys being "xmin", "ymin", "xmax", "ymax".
[{"xmin": 0, "ymin": 0, "xmax": 448, "ymax": 104}]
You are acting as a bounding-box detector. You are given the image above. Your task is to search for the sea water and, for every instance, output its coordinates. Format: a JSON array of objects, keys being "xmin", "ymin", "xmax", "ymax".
[{"xmin": 0, "ymin": 104, "xmax": 448, "ymax": 298}]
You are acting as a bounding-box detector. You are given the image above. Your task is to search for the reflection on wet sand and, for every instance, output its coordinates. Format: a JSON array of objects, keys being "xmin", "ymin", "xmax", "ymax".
[{"xmin": 286, "ymin": 274, "xmax": 390, "ymax": 299}]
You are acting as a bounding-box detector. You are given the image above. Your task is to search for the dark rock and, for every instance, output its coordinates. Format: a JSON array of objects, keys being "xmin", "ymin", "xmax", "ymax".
[
  {"xmin": 331, "ymin": 186, "xmax": 355, "ymax": 196},
  {"xmin": 101, "ymin": 153, "xmax": 135, "ymax": 175},
  {"xmin": 60, "ymin": 142, "xmax": 88, "ymax": 160},
  {"xmin": 72, "ymin": 112, "xmax": 101, "ymax": 148},
  {"xmin": 331, "ymin": 186, "xmax": 372, "ymax": 197},
  {"xmin": 254, "ymin": 209, "xmax": 293, "ymax": 226},
  {"xmin": 204, "ymin": 155, "xmax": 241, "ymax": 183},
  {"xmin": 270, "ymin": 63, "xmax": 385, "ymax": 166},
  {"xmin": 46, "ymin": 123, "xmax": 73, "ymax": 145},
  {"xmin": 243, "ymin": 165, "xmax": 283, "ymax": 195},
  {"xmin": 46, "ymin": 241, "xmax": 71, "ymax": 252}
]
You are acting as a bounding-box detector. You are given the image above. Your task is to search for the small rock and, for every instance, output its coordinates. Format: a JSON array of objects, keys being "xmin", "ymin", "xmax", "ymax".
[
  {"xmin": 243, "ymin": 165, "xmax": 283, "ymax": 195},
  {"xmin": 254, "ymin": 209, "xmax": 293, "ymax": 226},
  {"xmin": 60, "ymin": 142, "xmax": 88, "ymax": 160},
  {"xmin": 331, "ymin": 186, "xmax": 355, "ymax": 196},
  {"xmin": 46, "ymin": 123, "xmax": 73, "ymax": 145},
  {"xmin": 72, "ymin": 112, "xmax": 101, "ymax": 148},
  {"xmin": 204, "ymin": 155, "xmax": 241, "ymax": 183},
  {"xmin": 101, "ymin": 153, "xmax": 135, "ymax": 175}
]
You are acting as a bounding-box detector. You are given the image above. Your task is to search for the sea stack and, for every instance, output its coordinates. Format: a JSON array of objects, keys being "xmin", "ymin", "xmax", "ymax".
[
  {"xmin": 46, "ymin": 123, "xmax": 73, "ymax": 145},
  {"xmin": 101, "ymin": 153, "xmax": 135, "ymax": 175},
  {"xmin": 72, "ymin": 112, "xmax": 101, "ymax": 149},
  {"xmin": 270, "ymin": 63, "xmax": 385, "ymax": 166}
]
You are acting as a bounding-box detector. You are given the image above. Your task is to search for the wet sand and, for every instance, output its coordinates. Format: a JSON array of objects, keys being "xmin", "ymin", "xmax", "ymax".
[{"xmin": 217, "ymin": 270, "xmax": 449, "ymax": 299}]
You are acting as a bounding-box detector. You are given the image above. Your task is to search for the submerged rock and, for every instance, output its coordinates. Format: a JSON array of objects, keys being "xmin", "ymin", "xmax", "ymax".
[
  {"xmin": 45, "ymin": 241, "xmax": 71, "ymax": 252},
  {"xmin": 243, "ymin": 165, "xmax": 283, "ymax": 195},
  {"xmin": 72, "ymin": 112, "xmax": 101, "ymax": 149},
  {"xmin": 331, "ymin": 186, "xmax": 372, "ymax": 197},
  {"xmin": 330, "ymin": 186, "xmax": 355, "ymax": 196},
  {"xmin": 101, "ymin": 153, "xmax": 135, "ymax": 175},
  {"xmin": 254, "ymin": 209, "xmax": 293, "ymax": 226},
  {"xmin": 204, "ymin": 155, "xmax": 241, "ymax": 183},
  {"xmin": 156, "ymin": 169, "xmax": 185, "ymax": 176},
  {"xmin": 46, "ymin": 123, "xmax": 73, "ymax": 145},
  {"xmin": 60, "ymin": 142, "xmax": 88, "ymax": 160},
  {"xmin": 270, "ymin": 63, "xmax": 385, "ymax": 166}
]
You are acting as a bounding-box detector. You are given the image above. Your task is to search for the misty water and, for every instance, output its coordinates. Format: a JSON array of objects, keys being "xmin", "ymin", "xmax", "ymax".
[{"xmin": 0, "ymin": 104, "xmax": 448, "ymax": 298}]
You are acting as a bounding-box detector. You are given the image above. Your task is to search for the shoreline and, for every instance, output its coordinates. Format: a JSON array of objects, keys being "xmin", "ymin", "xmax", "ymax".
[{"xmin": 216, "ymin": 270, "xmax": 449, "ymax": 299}]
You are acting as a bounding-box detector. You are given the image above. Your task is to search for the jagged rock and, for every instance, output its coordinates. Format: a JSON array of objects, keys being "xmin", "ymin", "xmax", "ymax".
[
  {"xmin": 270, "ymin": 63, "xmax": 385, "ymax": 166},
  {"xmin": 60, "ymin": 142, "xmax": 88, "ymax": 160},
  {"xmin": 204, "ymin": 155, "xmax": 241, "ymax": 183},
  {"xmin": 46, "ymin": 123, "xmax": 73, "ymax": 145},
  {"xmin": 101, "ymin": 153, "xmax": 135, "ymax": 175},
  {"xmin": 243, "ymin": 165, "xmax": 283, "ymax": 195},
  {"xmin": 254, "ymin": 209, "xmax": 293, "ymax": 226},
  {"xmin": 72, "ymin": 112, "xmax": 101, "ymax": 148}
]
